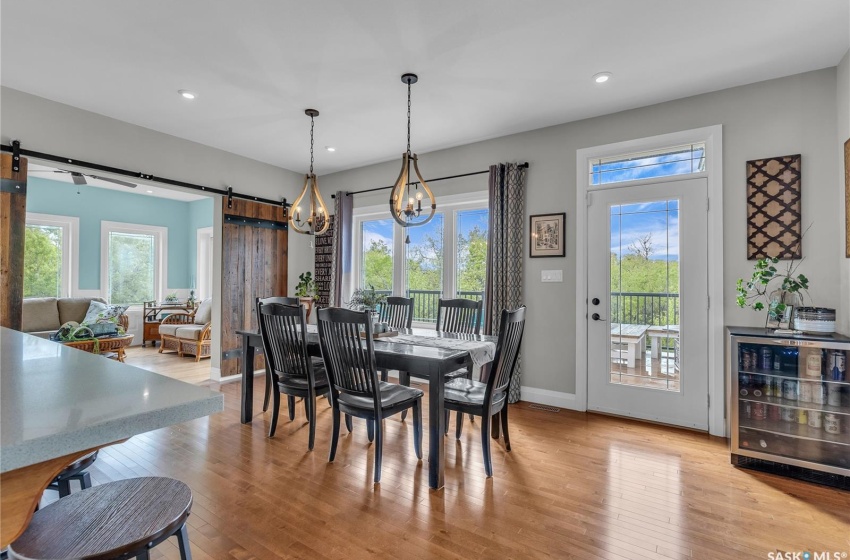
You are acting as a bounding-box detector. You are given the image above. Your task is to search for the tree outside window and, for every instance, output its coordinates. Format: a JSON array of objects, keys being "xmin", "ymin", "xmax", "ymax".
[
  {"xmin": 108, "ymin": 232, "xmax": 156, "ymax": 305},
  {"xmin": 24, "ymin": 224, "xmax": 63, "ymax": 298}
]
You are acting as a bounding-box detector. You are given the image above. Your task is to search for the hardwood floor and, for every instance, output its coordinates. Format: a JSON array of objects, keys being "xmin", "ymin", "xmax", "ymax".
[
  {"xmin": 42, "ymin": 381, "xmax": 850, "ymax": 559},
  {"xmin": 122, "ymin": 345, "xmax": 211, "ymax": 384}
]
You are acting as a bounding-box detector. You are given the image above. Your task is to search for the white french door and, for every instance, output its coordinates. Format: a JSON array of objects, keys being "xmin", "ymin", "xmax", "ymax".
[{"xmin": 586, "ymin": 177, "xmax": 709, "ymax": 430}]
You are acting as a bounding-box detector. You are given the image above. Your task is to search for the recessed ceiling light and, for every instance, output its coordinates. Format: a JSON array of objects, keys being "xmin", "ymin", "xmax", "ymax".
[
  {"xmin": 178, "ymin": 89, "xmax": 197, "ymax": 100},
  {"xmin": 325, "ymin": 146, "xmax": 336, "ymax": 152},
  {"xmin": 593, "ymin": 72, "xmax": 612, "ymax": 84},
  {"xmin": 146, "ymin": 190, "xmax": 153, "ymax": 193}
]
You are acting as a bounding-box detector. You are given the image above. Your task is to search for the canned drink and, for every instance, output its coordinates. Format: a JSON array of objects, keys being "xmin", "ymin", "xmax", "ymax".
[
  {"xmin": 783, "ymin": 379, "xmax": 798, "ymax": 401},
  {"xmin": 797, "ymin": 408, "xmax": 808, "ymax": 424},
  {"xmin": 752, "ymin": 402, "xmax": 767, "ymax": 421},
  {"xmin": 768, "ymin": 404, "xmax": 782, "ymax": 421},
  {"xmin": 742, "ymin": 401, "xmax": 752, "ymax": 420},
  {"xmin": 752, "ymin": 377, "xmax": 763, "ymax": 398},
  {"xmin": 812, "ymin": 382, "xmax": 827, "ymax": 405},
  {"xmin": 773, "ymin": 351, "xmax": 782, "ymax": 371},
  {"xmin": 742, "ymin": 349, "xmax": 752, "ymax": 371},
  {"xmin": 763, "ymin": 377, "xmax": 774, "ymax": 397},
  {"xmin": 780, "ymin": 407, "xmax": 796, "ymax": 422},
  {"xmin": 824, "ymin": 413, "xmax": 842, "ymax": 435},
  {"xmin": 827, "ymin": 384, "xmax": 843, "ymax": 407},
  {"xmin": 798, "ymin": 381, "xmax": 813, "ymax": 403},
  {"xmin": 760, "ymin": 347, "xmax": 772, "ymax": 370},
  {"xmin": 829, "ymin": 350, "xmax": 846, "ymax": 381},
  {"xmin": 772, "ymin": 377, "xmax": 783, "ymax": 398},
  {"xmin": 804, "ymin": 349, "xmax": 823, "ymax": 379},
  {"xmin": 808, "ymin": 411, "xmax": 823, "ymax": 429}
]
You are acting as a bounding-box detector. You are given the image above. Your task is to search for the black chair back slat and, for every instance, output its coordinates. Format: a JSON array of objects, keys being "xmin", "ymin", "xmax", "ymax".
[
  {"xmin": 436, "ymin": 298, "xmax": 483, "ymax": 335},
  {"xmin": 379, "ymin": 296, "xmax": 414, "ymax": 330},
  {"xmin": 257, "ymin": 303, "xmax": 311, "ymax": 382},
  {"xmin": 317, "ymin": 308, "xmax": 379, "ymax": 404},
  {"xmin": 487, "ymin": 306, "xmax": 526, "ymax": 397}
]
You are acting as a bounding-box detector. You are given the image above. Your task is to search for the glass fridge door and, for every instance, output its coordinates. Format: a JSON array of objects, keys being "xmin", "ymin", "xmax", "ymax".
[{"xmin": 733, "ymin": 338, "xmax": 849, "ymax": 472}]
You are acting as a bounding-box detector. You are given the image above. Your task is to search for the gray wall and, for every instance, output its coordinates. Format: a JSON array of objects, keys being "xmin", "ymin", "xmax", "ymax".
[
  {"xmin": 838, "ymin": 50, "xmax": 850, "ymax": 336},
  {"xmin": 0, "ymin": 87, "xmax": 310, "ymax": 374},
  {"xmin": 317, "ymin": 68, "xmax": 842, "ymax": 397}
]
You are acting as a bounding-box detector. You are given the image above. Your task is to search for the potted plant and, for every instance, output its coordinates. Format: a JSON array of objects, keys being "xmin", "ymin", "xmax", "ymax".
[
  {"xmin": 295, "ymin": 272, "xmax": 318, "ymax": 319},
  {"xmin": 736, "ymin": 256, "xmax": 809, "ymax": 328},
  {"xmin": 348, "ymin": 285, "xmax": 388, "ymax": 326},
  {"xmin": 164, "ymin": 291, "xmax": 180, "ymax": 304}
]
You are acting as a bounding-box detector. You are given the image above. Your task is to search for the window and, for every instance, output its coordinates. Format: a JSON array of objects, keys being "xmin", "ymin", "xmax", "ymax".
[
  {"xmin": 101, "ymin": 222, "xmax": 167, "ymax": 306},
  {"xmin": 590, "ymin": 143, "xmax": 705, "ymax": 186},
  {"xmin": 353, "ymin": 193, "xmax": 488, "ymax": 325},
  {"xmin": 24, "ymin": 213, "xmax": 77, "ymax": 298}
]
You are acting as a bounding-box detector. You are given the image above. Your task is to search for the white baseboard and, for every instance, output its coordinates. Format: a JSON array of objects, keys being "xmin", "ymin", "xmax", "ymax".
[
  {"xmin": 520, "ymin": 386, "xmax": 583, "ymax": 411},
  {"xmin": 216, "ymin": 369, "xmax": 265, "ymax": 384}
]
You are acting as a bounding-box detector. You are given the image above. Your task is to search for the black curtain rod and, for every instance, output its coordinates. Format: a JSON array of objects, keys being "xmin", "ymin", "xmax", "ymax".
[
  {"xmin": 1, "ymin": 142, "xmax": 290, "ymax": 208},
  {"xmin": 331, "ymin": 162, "xmax": 529, "ymax": 199}
]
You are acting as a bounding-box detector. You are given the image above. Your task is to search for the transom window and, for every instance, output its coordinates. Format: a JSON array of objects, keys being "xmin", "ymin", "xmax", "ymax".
[{"xmin": 590, "ymin": 143, "xmax": 705, "ymax": 186}]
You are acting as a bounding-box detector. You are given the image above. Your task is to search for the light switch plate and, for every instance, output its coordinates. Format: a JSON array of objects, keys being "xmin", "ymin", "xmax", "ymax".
[{"xmin": 541, "ymin": 270, "xmax": 563, "ymax": 283}]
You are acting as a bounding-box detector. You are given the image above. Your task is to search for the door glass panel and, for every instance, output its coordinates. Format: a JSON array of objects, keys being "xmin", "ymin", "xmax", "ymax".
[{"xmin": 609, "ymin": 199, "xmax": 680, "ymax": 391}]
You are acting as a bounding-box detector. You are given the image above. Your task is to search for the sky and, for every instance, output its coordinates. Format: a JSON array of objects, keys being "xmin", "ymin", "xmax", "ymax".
[{"xmin": 361, "ymin": 209, "xmax": 488, "ymax": 256}]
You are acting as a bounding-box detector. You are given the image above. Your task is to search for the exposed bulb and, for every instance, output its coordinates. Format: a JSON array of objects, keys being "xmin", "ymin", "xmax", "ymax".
[
  {"xmin": 408, "ymin": 197, "xmax": 415, "ymax": 206},
  {"xmin": 416, "ymin": 191, "xmax": 423, "ymax": 200}
]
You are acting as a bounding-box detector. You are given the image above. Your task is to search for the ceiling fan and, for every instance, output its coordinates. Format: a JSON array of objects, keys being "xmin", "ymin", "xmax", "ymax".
[{"xmin": 30, "ymin": 169, "xmax": 137, "ymax": 188}]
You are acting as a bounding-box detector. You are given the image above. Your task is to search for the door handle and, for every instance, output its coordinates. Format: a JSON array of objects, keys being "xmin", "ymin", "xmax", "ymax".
[
  {"xmin": 591, "ymin": 298, "xmax": 600, "ymax": 306},
  {"xmin": 592, "ymin": 313, "xmax": 606, "ymax": 321}
]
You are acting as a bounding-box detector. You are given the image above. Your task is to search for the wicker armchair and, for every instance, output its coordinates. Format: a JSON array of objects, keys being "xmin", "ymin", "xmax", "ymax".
[{"xmin": 158, "ymin": 308, "xmax": 212, "ymax": 361}]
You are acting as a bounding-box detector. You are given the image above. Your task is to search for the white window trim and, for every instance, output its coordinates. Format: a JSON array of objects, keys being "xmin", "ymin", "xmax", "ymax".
[
  {"xmin": 25, "ymin": 212, "xmax": 79, "ymax": 298},
  {"xmin": 100, "ymin": 221, "xmax": 168, "ymax": 305},
  {"xmin": 352, "ymin": 191, "xmax": 489, "ymax": 327},
  {"xmin": 575, "ymin": 125, "xmax": 724, "ymax": 437},
  {"xmin": 196, "ymin": 227, "xmax": 214, "ymax": 301}
]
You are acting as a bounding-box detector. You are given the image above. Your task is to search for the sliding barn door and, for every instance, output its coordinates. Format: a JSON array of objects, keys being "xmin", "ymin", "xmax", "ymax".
[
  {"xmin": 220, "ymin": 198, "xmax": 288, "ymax": 376},
  {"xmin": 0, "ymin": 152, "xmax": 28, "ymax": 330}
]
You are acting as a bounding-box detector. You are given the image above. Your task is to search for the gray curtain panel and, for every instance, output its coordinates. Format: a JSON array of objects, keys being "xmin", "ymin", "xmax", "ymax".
[
  {"xmin": 485, "ymin": 163, "xmax": 526, "ymax": 403},
  {"xmin": 329, "ymin": 191, "xmax": 353, "ymax": 307}
]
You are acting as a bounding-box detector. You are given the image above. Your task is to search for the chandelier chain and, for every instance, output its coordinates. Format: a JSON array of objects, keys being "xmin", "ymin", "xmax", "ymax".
[
  {"xmin": 406, "ymin": 81, "xmax": 412, "ymax": 156},
  {"xmin": 309, "ymin": 114, "xmax": 315, "ymax": 175}
]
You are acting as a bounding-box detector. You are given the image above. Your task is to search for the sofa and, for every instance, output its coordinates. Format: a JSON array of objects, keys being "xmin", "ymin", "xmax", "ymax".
[
  {"xmin": 158, "ymin": 298, "xmax": 212, "ymax": 361},
  {"xmin": 22, "ymin": 297, "xmax": 129, "ymax": 338}
]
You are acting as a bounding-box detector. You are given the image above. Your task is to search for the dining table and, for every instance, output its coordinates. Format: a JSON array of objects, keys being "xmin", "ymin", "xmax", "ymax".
[
  {"xmin": 0, "ymin": 327, "xmax": 224, "ymax": 548},
  {"xmin": 237, "ymin": 326, "xmax": 498, "ymax": 490}
]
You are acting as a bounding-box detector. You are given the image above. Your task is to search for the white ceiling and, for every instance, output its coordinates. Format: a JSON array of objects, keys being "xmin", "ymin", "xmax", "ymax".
[
  {"xmin": 2, "ymin": 1, "xmax": 848, "ymax": 175},
  {"xmin": 28, "ymin": 163, "xmax": 208, "ymax": 202}
]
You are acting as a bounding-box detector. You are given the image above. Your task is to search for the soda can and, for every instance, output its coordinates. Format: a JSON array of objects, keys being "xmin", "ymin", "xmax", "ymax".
[
  {"xmin": 829, "ymin": 351, "xmax": 846, "ymax": 381},
  {"xmin": 798, "ymin": 381, "xmax": 813, "ymax": 403},
  {"xmin": 824, "ymin": 413, "xmax": 842, "ymax": 435},
  {"xmin": 741, "ymin": 401, "xmax": 752, "ymax": 420},
  {"xmin": 808, "ymin": 411, "xmax": 823, "ymax": 429},
  {"xmin": 782, "ymin": 379, "xmax": 798, "ymax": 401},
  {"xmin": 773, "ymin": 351, "xmax": 782, "ymax": 371},
  {"xmin": 780, "ymin": 407, "xmax": 796, "ymax": 423},
  {"xmin": 760, "ymin": 347, "xmax": 772, "ymax": 370},
  {"xmin": 797, "ymin": 408, "xmax": 808, "ymax": 425},
  {"xmin": 768, "ymin": 404, "xmax": 781, "ymax": 421},
  {"xmin": 827, "ymin": 384, "xmax": 843, "ymax": 407},
  {"xmin": 804, "ymin": 349, "xmax": 822, "ymax": 379},
  {"xmin": 742, "ymin": 349, "xmax": 752, "ymax": 371},
  {"xmin": 763, "ymin": 377, "xmax": 774, "ymax": 397},
  {"xmin": 812, "ymin": 382, "xmax": 827, "ymax": 405},
  {"xmin": 772, "ymin": 378, "xmax": 783, "ymax": 398},
  {"xmin": 752, "ymin": 402, "xmax": 766, "ymax": 421}
]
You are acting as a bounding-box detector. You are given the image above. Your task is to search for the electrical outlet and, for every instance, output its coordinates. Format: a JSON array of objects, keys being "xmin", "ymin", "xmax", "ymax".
[{"xmin": 541, "ymin": 270, "xmax": 563, "ymax": 283}]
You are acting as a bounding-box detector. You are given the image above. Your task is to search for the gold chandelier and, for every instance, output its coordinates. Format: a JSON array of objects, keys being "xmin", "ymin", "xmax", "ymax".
[
  {"xmin": 289, "ymin": 109, "xmax": 329, "ymax": 236},
  {"xmin": 389, "ymin": 73, "xmax": 436, "ymax": 234}
]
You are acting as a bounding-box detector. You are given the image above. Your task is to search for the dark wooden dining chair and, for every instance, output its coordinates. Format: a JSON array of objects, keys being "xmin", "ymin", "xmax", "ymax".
[
  {"xmin": 377, "ymin": 296, "xmax": 414, "ymax": 382},
  {"xmin": 258, "ymin": 302, "xmax": 329, "ymax": 448},
  {"xmin": 256, "ymin": 296, "xmax": 300, "ymax": 414},
  {"xmin": 399, "ymin": 297, "xmax": 483, "ymax": 421},
  {"xmin": 317, "ymin": 307, "xmax": 423, "ymax": 483},
  {"xmin": 444, "ymin": 306, "xmax": 526, "ymax": 477},
  {"xmin": 9, "ymin": 477, "xmax": 193, "ymax": 560}
]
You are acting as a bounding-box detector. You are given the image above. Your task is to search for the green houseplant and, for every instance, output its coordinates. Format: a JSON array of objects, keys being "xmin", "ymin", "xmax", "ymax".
[
  {"xmin": 736, "ymin": 256, "xmax": 809, "ymax": 326},
  {"xmin": 295, "ymin": 272, "xmax": 318, "ymax": 301},
  {"xmin": 348, "ymin": 285, "xmax": 387, "ymax": 312}
]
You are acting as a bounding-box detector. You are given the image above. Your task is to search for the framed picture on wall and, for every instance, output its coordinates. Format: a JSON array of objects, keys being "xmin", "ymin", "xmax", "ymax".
[{"xmin": 529, "ymin": 212, "xmax": 566, "ymax": 258}]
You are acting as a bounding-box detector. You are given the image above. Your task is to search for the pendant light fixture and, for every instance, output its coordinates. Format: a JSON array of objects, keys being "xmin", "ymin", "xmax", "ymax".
[
  {"xmin": 389, "ymin": 73, "xmax": 436, "ymax": 241},
  {"xmin": 289, "ymin": 109, "xmax": 330, "ymax": 236}
]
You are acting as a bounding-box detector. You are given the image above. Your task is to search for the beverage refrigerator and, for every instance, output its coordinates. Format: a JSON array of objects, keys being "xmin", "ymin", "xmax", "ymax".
[{"xmin": 727, "ymin": 327, "xmax": 850, "ymax": 489}]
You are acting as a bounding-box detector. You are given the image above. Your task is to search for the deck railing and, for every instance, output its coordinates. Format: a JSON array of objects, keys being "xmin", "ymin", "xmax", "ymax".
[
  {"xmin": 373, "ymin": 289, "xmax": 484, "ymax": 324},
  {"xmin": 611, "ymin": 292, "xmax": 679, "ymax": 350}
]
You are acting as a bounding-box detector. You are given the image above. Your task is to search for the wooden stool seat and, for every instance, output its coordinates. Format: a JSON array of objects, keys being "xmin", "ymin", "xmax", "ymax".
[
  {"xmin": 9, "ymin": 477, "xmax": 193, "ymax": 560},
  {"xmin": 47, "ymin": 451, "xmax": 98, "ymax": 498}
]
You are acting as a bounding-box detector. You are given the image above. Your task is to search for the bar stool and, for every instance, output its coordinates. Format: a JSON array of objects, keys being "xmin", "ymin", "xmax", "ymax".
[
  {"xmin": 9, "ymin": 477, "xmax": 193, "ymax": 560},
  {"xmin": 47, "ymin": 451, "xmax": 98, "ymax": 498}
]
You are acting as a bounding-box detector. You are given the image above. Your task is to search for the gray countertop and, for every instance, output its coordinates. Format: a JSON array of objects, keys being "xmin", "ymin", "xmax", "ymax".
[{"xmin": 0, "ymin": 327, "xmax": 224, "ymax": 473}]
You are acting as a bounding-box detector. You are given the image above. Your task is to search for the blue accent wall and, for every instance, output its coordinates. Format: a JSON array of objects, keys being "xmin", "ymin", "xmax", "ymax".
[{"xmin": 25, "ymin": 177, "xmax": 212, "ymax": 290}]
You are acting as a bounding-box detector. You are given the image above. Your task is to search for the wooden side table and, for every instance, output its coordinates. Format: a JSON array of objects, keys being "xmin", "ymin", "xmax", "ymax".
[{"xmin": 61, "ymin": 334, "xmax": 134, "ymax": 362}]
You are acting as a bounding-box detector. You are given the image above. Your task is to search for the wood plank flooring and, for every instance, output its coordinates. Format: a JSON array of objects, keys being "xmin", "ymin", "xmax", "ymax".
[
  {"xmin": 122, "ymin": 345, "xmax": 211, "ymax": 384},
  {"xmin": 41, "ymin": 381, "xmax": 850, "ymax": 559}
]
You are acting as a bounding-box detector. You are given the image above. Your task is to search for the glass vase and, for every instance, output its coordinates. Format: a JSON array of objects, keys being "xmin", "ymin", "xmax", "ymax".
[{"xmin": 766, "ymin": 290, "xmax": 802, "ymax": 329}]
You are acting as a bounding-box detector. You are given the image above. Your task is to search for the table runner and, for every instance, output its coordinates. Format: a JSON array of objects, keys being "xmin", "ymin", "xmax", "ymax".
[{"xmin": 384, "ymin": 333, "xmax": 496, "ymax": 367}]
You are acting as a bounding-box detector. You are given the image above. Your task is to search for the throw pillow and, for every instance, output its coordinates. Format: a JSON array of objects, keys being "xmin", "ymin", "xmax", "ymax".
[
  {"xmin": 194, "ymin": 298, "xmax": 213, "ymax": 325},
  {"xmin": 82, "ymin": 300, "xmax": 128, "ymax": 325}
]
